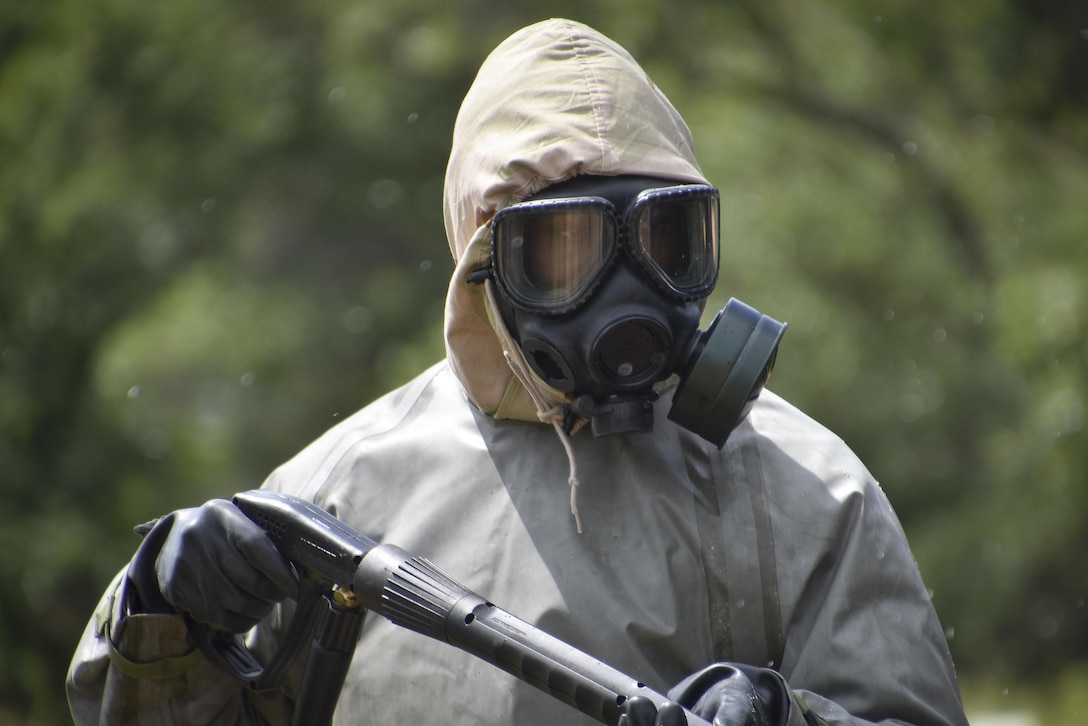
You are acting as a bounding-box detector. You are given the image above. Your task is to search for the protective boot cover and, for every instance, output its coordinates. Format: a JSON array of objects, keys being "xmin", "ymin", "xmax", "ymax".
[{"xmin": 66, "ymin": 19, "xmax": 968, "ymax": 726}]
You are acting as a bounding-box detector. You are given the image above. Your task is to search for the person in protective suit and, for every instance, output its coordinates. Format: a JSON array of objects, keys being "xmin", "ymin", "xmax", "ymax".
[{"xmin": 67, "ymin": 18, "xmax": 969, "ymax": 726}]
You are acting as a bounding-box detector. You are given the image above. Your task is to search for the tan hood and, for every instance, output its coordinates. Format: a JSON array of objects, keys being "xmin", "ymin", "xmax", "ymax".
[{"xmin": 442, "ymin": 18, "xmax": 708, "ymax": 423}]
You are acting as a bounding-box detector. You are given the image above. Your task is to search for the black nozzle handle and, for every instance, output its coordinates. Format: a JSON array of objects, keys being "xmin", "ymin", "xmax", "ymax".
[
  {"xmin": 232, "ymin": 489, "xmax": 378, "ymax": 587},
  {"xmin": 223, "ymin": 490, "xmax": 710, "ymax": 724},
  {"xmin": 354, "ymin": 544, "xmax": 712, "ymax": 726},
  {"xmin": 191, "ymin": 490, "xmax": 378, "ymax": 690},
  {"xmin": 293, "ymin": 592, "xmax": 367, "ymax": 726}
]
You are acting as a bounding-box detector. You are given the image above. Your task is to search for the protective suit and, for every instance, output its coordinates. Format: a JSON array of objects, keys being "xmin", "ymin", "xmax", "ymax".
[{"xmin": 67, "ymin": 18, "xmax": 968, "ymax": 726}]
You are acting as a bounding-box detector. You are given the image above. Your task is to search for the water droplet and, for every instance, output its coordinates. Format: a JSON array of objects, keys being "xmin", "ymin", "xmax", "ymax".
[
  {"xmin": 139, "ymin": 428, "xmax": 170, "ymax": 459},
  {"xmin": 368, "ymin": 179, "xmax": 403, "ymax": 209},
  {"xmin": 1038, "ymin": 616, "xmax": 1059, "ymax": 639},
  {"xmin": 971, "ymin": 115, "xmax": 995, "ymax": 134},
  {"xmin": 342, "ymin": 306, "xmax": 373, "ymax": 334}
]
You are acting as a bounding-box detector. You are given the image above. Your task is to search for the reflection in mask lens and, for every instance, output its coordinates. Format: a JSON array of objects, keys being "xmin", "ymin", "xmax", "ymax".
[
  {"xmin": 633, "ymin": 194, "xmax": 718, "ymax": 294},
  {"xmin": 493, "ymin": 201, "xmax": 614, "ymax": 312},
  {"xmin": 520, "ymin": 211, "xmax": 604, "ymax": 293}
]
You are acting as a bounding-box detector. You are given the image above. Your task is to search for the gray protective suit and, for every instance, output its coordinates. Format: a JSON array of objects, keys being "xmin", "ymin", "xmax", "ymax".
[{"xmin": 67, "ymin": 19, "xmax": 969, "ymax": 726}]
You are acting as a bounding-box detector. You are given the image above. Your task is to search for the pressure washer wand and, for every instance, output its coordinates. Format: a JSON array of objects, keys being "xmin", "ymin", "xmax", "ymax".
[{"xmin": 228, "ymin": 489, "xmax": 710, "ymax": 726}]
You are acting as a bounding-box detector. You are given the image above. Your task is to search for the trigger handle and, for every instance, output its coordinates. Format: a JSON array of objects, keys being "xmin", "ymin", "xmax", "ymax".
[
  {"xmin": 191, "ymin": 622, "xmax": 265, "ymax": 685},
  {"xmin": 189, "ymin": 574, "xmax": 328, "ymax": 690}
]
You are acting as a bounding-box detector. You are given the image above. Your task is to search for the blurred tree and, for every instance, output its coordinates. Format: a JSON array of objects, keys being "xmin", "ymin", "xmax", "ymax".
[
  {"xmin": 634, "ymin": 0, "xmax": 1088, "ymax": 684},
  {"xmin": 0, "ymin": 0, "xmax": 460, "ymax": 719},
  {"xmin": 1, "ymin": 0, "xmax": 1085, "ymax": 723}
]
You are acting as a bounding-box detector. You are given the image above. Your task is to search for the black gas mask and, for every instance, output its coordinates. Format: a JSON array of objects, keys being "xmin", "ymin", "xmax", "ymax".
[{"xmin": 488, "ymin": 175, "xmax": 786, "ymax": 446}]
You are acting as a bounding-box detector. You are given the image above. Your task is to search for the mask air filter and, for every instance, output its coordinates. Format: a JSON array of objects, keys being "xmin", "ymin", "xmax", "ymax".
[{"xmin": 668, "ymin": 298, "xmax": 787, "ymax": 447}]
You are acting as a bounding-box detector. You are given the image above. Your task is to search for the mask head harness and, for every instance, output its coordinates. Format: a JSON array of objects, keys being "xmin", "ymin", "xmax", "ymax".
[{"xmin": 486, "ymin": 175, "xmax": 786, "ymax": 447}]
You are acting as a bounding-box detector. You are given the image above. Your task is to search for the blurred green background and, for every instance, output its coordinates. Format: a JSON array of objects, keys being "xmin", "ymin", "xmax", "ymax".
[{"xmin": 2, "ymin": 0, "xmax": 1086, "ymax": 723}]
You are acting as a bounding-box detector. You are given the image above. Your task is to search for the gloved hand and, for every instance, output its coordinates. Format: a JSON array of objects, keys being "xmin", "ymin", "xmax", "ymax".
[
  {"xmin": 127, "ymin": 498, "xmax": 298, "ymax": 633},
  {"xmin": 619, "ymin": 696, "xmax": 688, "ymax": 726},
  {"xmin": 621, "ymin": 663, "xmax": 793, "ymax": 726}
]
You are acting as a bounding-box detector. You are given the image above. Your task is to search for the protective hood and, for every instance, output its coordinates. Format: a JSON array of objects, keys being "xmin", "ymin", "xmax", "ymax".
[{"xmin": 442, "ymin": 18, "xmax": 708, "ymax": 423}]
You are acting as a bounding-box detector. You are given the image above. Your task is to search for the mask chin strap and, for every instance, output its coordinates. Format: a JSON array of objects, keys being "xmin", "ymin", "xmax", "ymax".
[
  {"xmin": 486, "ymin": 281, "xmax": 587, "ymax": 534},
  {"xmin": 668, "ymin": 299, "xmax": 787, "ymax": 447}
]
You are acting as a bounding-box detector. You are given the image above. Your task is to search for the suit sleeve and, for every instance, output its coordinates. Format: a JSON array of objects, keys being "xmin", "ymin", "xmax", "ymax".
[
  {"xmin": 777, "ymin": 480, "xmax": 968, "ymax": 726},
  {"xmin": 66, "ymin": 565, "xmax": 295, "ymax": 725}
]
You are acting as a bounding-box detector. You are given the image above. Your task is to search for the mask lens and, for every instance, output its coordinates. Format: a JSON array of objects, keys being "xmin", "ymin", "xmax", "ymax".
[
  {"xmin": 630, "ymin": 187, "xmax": 719, "ymax": 297},
  {"xmin": 493, "ymin": 199, "xmax": 616, "ymax": 312}
]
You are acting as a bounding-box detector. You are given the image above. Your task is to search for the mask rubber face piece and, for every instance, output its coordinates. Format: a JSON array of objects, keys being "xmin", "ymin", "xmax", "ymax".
[
  {"xmin": 492, "ymin": 176, "xmax": 713, "ymax": 436},
  {"xmin": 491, "ymin": 175, "xmax": 786, "ymax": 444},
  {"xmin": 513, "ymin": 258, "xmax": 703, "ymax": 394}
]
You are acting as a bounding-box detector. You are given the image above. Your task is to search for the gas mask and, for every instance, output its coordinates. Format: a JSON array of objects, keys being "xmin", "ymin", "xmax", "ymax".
[{"xmin": 487, "ymin": 175, "xmax": 786, "ymax": 447}]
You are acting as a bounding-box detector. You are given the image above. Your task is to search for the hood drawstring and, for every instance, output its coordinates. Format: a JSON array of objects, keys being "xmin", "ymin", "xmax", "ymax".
[{"xmin": 486, "ymin": 281, "xmax": 585, "ymax": 534}]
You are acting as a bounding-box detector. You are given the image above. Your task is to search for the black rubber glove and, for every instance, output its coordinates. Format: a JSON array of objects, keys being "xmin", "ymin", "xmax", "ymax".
[
  {"xmin": 127, "ymin": 498, "xmax": 298, "ymax": 633},
  {"xmin": 619, "ymin": 696, "xmax": 689, "ymax": 726},
  {"xmin": 668, "ymin": 663, "xmax": 792, "ymax": 726}
]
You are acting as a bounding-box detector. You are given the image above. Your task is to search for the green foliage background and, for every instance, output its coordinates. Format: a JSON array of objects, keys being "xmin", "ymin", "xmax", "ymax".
[{"xmin": 2, "ymin": 0, "xmax": 1085, "ymax": 722}]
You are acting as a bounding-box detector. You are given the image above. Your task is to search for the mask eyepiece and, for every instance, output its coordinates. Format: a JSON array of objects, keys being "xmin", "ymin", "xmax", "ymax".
[
  {"xmin": 626, "ymin": 184, "xmax": 720, "ymax": 300},
  {"xmin": 492, "ymin": 197, "xmax": 616, "ymax": 314},
  {"xmin": 491, "ymin": 181, "xmax": 720, "ymax": 315}
]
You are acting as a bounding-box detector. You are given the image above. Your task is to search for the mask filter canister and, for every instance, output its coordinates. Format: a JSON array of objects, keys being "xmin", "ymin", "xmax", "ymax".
[{"xmin": 669, "ymin": 298, "xmax": 787, "ymax": 447}]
